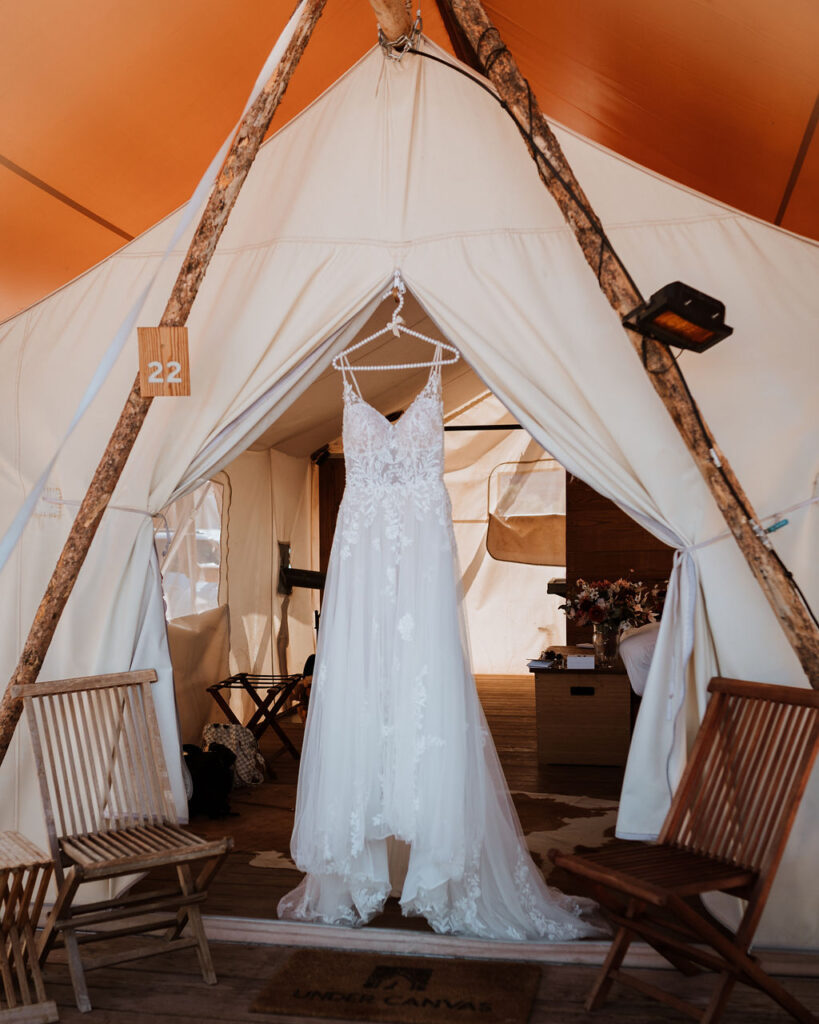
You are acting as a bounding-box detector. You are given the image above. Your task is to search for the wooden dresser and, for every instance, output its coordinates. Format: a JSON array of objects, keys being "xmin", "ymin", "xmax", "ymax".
[{"xmin": 530, "ymin": 665, "xmax": 631, "ymax": 766}]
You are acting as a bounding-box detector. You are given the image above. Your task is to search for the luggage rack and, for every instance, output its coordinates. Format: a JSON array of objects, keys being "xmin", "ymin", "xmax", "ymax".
[{"xmin": 207, "ymin": 673, "xmax": 301, "ymax": 761}]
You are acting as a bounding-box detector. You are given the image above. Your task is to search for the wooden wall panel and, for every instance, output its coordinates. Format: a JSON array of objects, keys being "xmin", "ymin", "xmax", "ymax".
[
  {"xmin": 565, "ymin": 477, "xmax": 673, "ymax": 644},
  {"xmin": 318, "ymin": 456, "xmax": 345, "ymax": 578}
]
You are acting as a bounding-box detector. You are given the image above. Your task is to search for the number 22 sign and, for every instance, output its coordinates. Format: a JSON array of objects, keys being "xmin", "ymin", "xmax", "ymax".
[{"xmin": 138, "ymin": 326, "xmax": 191, "ymax": 396}]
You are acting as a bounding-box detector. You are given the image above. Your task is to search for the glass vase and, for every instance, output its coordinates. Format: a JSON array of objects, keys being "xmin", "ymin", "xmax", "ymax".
[{"xmin": 593, "ymin": 623, "xmax": 619, "ymax": 670}]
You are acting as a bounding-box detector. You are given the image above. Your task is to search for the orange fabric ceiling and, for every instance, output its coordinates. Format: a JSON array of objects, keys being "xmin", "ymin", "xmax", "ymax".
[{"xmin": 1, "ymin": 0, "xmax": 817, "ymax": 323}]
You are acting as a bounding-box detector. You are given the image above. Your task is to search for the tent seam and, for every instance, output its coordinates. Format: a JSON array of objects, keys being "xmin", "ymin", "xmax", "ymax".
[
  {"xmin": 114, "ymin": 231, "xmax": 567, "ymax": 258},
  {"xmin": 112, "ymin": 214, "xmax": 745, "ymax": 260}
]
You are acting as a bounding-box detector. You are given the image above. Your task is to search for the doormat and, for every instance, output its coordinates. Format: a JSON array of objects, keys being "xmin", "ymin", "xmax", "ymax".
[{"xmin": 251, "ymin": 949, "xmax": 540, "ymax": 1024}]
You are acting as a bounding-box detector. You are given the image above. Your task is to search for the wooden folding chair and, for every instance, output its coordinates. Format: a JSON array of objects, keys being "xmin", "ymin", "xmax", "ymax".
[
  {"xmin": 550, "ymin": 677, "xmax": 818, "ymax": 1024},
  {"xmin": 12, "ymin": 670, "xmax": 233, "ymax": 1013}
]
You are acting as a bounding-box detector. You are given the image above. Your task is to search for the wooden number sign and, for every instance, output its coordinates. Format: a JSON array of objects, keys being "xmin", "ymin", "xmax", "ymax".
[{"xmin": 138, "ymin": 326, "xmax": 190, "ymax": 396}]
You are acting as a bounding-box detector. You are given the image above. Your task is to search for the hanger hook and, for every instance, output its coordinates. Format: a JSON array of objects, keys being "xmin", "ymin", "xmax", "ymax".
[
  {"xmin": 386, "ymin": 270, "xmax": 406, "ymax": 336},
  {"xmin": 389, "ymin": 269, "xmax": 405, "ymax": 301}
]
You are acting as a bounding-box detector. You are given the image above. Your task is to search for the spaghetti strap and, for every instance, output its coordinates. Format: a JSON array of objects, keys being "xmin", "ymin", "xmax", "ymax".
[
  {"xmin": 424, "ymin": 343, "xmax": 443, "ymax": 391},
  {"xmin": 339, "ymin": 354, "xmax": 364, "ymax": 399}
]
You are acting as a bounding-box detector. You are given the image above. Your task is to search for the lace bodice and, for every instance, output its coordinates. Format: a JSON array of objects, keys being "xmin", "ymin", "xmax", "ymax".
[
  {"xmin": 337, "ymin": 367, "xmax": 449, "ymax": 559},
  {"xmin": 343, "ymin": 370, "xmax": 444, "ymax": 489}
]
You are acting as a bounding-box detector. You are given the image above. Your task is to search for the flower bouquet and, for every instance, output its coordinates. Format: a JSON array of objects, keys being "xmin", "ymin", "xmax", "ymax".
[{"xmin": 559, "ymin": 577, "xmax": 667, "ymax": 668}]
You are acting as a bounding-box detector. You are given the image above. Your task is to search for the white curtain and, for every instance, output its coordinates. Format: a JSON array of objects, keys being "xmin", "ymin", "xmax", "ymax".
[{"xmin": 218, "ymin": 452, "xmax": 275, "ymax": 676}]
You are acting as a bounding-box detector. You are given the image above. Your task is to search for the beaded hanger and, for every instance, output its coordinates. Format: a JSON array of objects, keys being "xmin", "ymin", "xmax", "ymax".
[{"xmin": 332, "ymin": 271, "xmax": 461, "ymax": 372}]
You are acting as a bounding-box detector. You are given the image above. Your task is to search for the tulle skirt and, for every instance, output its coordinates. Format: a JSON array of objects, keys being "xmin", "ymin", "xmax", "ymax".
[{"xmin": 278, "ymin": 493, "xmax": 602, "ymax": 940}]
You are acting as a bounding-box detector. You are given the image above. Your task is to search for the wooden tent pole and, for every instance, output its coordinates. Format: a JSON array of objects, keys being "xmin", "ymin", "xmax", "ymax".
[
  {"xmin": 432, "ymin": 0, "xmax": 819, "ymax": 686},
  {"xmin": 368, "ymin": 0, "xmax": 413, "ymax": 41},
  {"xmin": 0, "ymin": 0, "xmax": 329, "ymax": 766}
]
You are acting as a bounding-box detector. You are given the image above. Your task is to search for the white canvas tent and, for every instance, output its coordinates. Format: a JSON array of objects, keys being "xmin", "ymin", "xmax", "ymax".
[{"xmin": 1, "ymin": 39, "xmax": 817, "ymax": 945}]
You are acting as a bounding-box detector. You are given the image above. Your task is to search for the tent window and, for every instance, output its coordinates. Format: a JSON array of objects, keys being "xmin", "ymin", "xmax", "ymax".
[
  {"xmin": 487, "ymin": 459, "xmax": 566, "ymax": 565},
  {"xmin": 154, "ymin": 481, "xmax": 223, "ymax": 620}
]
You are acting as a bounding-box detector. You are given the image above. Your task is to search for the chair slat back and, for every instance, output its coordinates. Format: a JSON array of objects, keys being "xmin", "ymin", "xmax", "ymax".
[
  {"xmin": 661, "ymin": 678, "xmax": 819, "ymax": 874},
  {"xmin": 15, "ymin": 671, "xmax": 177, "ymax": 844}
]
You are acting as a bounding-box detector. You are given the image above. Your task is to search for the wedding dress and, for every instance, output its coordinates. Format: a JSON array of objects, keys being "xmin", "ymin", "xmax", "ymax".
[{"xmin": 278, "ymin": 354, "xmax": 601, "ymax": 940}]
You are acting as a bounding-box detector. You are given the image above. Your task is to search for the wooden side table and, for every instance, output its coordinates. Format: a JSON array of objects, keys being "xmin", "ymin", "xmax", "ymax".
[
  {"xmin": 0, "ymin": 831, "xmax": 57, "ymax": 1023},
  {"xmin": 531, "ymin": 669, "xmax": 631, "ymax": 766}
]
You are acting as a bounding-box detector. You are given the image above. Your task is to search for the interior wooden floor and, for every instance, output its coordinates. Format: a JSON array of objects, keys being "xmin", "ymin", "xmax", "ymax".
[
  {"xmin": 167, "ymin": 674, "xmax": 625, "ymax": 924},
  {"xmin": 473, "ymin": 675, "xmax": 623, "ymax": 798}
]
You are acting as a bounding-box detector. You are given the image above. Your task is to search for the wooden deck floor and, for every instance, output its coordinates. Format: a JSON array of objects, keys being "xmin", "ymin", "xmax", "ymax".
[
  {"xmin": 45, "ymin": 939, "xmax": 819, "ymax": 1023},
  {"xmin": 48, "ymin": 675, "xmax": 819, "ymax": 1021}
]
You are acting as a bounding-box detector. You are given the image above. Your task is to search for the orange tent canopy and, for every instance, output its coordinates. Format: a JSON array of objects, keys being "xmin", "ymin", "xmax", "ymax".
[{"xmin": 1, "ymin": 0, "xmax": 817, "ymax": 323}]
